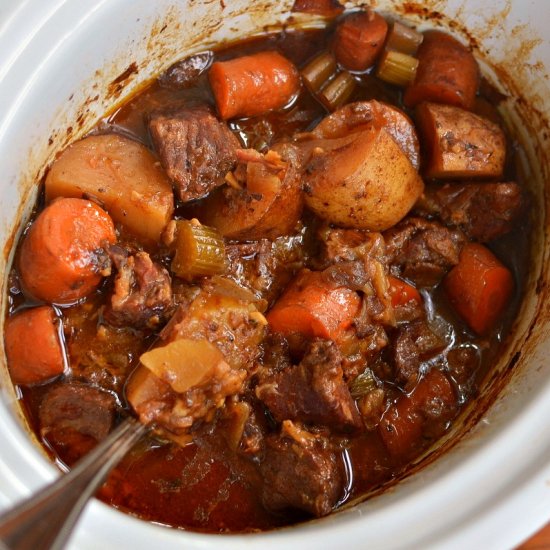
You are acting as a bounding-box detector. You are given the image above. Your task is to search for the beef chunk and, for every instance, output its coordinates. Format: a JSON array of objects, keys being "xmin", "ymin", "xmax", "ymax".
[
  {"xmin": 149, "ymin": 105, "xmax": 240, "ymax": 201},
  {"xmin": 225, "ymin": 232, "xmax": 305, "ymax": 306},
  {"xmin": 260, "ymin": 420, "xmax": 343, "ymax": 517},
  {"xmin": 39, "ymin": 382, "xmax": 116, "ymax": 464},
  {"xmin": 256, "ymin": 340, "xmax": 362, "ymax": 431},
  {"xmin": 392, "ymin": 320, "xmax": 446, "ymax": 390},
  {"xmin": 415, "ymin": 182, "xmax": 525, "ymax": 242},
  {"xmin": 106, "ymin": 246, "xmax": 173, "ymax": 329},
  {"xmin": 384, "ymin": 217, "xmax": 467, "ymax": 286}
]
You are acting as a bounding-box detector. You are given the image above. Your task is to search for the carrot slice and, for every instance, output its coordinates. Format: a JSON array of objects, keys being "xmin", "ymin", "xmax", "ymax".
[
  {"xmin": 209, "ymin": 51, "xmax": 300, "ymax": 120},
  {"xmin": 266, "ymin": 269, "xmax": 361, "ymax": 341},
  {"xmin": 19, "ymin": 198, "xmax": 116, "ymax": 304},
  {"xmin": 404, "ymin": 30, "xmax": 479, "ymax": 110},
  {"xmin": 332, "ymin": 10, "xmax": 388, "ymax": 72},
  {"xmin": 5, "ymin": 306, "xmax": 65, "ymax": 385},
  {"xmin": 443, "ymin": 243, "xmax": 514, "ymax": 335},
  {"xmin": 388, "ymin": 275, "xmax": 421, "ymax": 308}
]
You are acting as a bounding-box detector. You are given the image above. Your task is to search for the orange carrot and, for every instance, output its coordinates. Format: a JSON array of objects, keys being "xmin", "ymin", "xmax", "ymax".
[
  {"xmin": 404, "ymin": 30, "xmax": 479, "ymax": 110},
  {"xmin": 332, "ymin": 10, "xmax": 388, "ymax": 72},
  {"xmin": 19, "ymin": 198, "xmax": 117, "ymax": 304},
  {"xmin": 443, "ymin": 242, "xmax": 513, "ymax": 335},
  {"xmin": 379, "ymin": 369, "xmax": 455, "ymax": 456},
  {"xmin": 388, "ymin": 275, "xmax": 421, "ymax": 308},
  {"xmin": 5, "ymin": 306, "xmax": 65, "ymax": 385},
  {"xmin": 209, "ymin": 51, "xmax": 301, "ymax": 120},
  {"xmin": 266, "ymin": 269, "xmax": 361, "ymax": 341}
]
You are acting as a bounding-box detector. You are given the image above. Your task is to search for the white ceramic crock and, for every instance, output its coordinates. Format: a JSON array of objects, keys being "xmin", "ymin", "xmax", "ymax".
[{"xmin": 0, "ymin": 1, "xmax": 549, "ymax": 549}]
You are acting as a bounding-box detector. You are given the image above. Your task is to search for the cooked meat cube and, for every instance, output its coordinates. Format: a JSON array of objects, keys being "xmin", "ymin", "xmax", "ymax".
[
  {"xmin": 392, "ymin": 320, "xmax": 446, "ymax": 390},
  {"xmin": 415, "ymin": 102, "xmax": 506, "ymax": 180},
  {"xmin": 415, "ymin": 182, "xmax": 525, "ymax": 242},
  {"xmin": 105, "ymin": 246, "xmax": 173, "ymax": 330},
  {"xmin": 149, "ymin": 105, "xmax": 240, "ymax": 201},
  {"xmin": 260, "ymin": 420, "xmax": 343, "ymax": 517},
  {"xmin": 39, "ymin": 382, "xmax": 116, "ymax": 464},
  {"xmin": 384, "ymin": 217, "xmax": 467, "ymax": 286},
  {"xmin": 256, "ymin": 340, "xmax": 363, "ymax": 431},
  {"xmin": 225, "ymin": 232, "xmax": 305, "ymax": 305}
]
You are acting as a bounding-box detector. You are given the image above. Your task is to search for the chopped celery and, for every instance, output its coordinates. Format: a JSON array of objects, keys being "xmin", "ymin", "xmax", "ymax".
[
  {"xmin": 301, "ymin": 51, "xmax": 337, "ymax": 93},
  {"xmin": 386, "ymin": 21, "xmax": 423, "ymax": 56},
  {"xmin": 376, "ymin": 50, "xmax": 419, "ymax": 87},
  {"xmin": 318, "ymin": 71, "xmax": 356, "ymax": 111},
  {"xmin": 171, "ymin": 219, "xmax": 226, "ymax": 281}
]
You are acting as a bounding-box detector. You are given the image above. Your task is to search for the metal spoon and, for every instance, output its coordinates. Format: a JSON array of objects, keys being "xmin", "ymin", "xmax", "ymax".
[{"xmin": 0, "ymin": 416, "xmax": 149, "ymax": 550}]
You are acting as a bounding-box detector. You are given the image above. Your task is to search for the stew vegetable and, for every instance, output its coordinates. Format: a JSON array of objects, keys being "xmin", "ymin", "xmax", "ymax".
[{"xmin": 5, "ymin": 6, "xmax": 529, "ymax": 533}]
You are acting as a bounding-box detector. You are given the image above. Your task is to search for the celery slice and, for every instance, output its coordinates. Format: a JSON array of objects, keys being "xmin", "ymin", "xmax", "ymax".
[
  {"xmin": 171, "ymin": 219, "xmax": 226, "ymax": 281},
  {"xmin": 301, "ymin": 51, "xmax": 337, "ymax": 93},
  {"xmin": 376, "ymin": 50, "xmax": 419, "ymax": 87}
]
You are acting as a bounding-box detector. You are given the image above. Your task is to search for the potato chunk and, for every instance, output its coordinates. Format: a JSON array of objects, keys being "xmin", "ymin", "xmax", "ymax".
[
  {"xmin": 415, "ymin": 102, "xmax": 506, "ymax": 180},
  {"xmin": 201, "ymin": 144, "xmax": 303, "ymax": 240},
  {"xmin": 312, "ymin": 100, "xmax": 420, "ymax": 170},
  {"xmin": 45, "ymin": 134, "xmax": 174, "ymax": 243},
  {"xmin": 301, "ymin": 126, "xmax": 424, "ymax": 231}
]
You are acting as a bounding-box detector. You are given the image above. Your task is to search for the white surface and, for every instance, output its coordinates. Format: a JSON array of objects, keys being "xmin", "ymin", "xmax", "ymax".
[{"xmin": 0, "ymin": 1, "xmax": 549, "ymax": 549}]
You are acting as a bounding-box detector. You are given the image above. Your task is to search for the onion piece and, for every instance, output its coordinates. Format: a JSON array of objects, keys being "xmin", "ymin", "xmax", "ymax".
[{"xmin": 140, "ymin": 338, "xmax": 226, "ymax": 394}]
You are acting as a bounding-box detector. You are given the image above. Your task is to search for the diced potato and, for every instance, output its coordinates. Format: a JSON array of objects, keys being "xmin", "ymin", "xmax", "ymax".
[
  {"xmin": 140, "ymin": 338, "xmax": 227, "ymax": 393},
  {"xmin": 301, "ymin": 126, "xmax": 424, "ymax": 231},
  {"xmin": 45, "ymin": 134, "xmax": 174, "ymax": 243},
  {"xmin": 415, "ymin": 102, "xmax": 506, "ymax": 180}
]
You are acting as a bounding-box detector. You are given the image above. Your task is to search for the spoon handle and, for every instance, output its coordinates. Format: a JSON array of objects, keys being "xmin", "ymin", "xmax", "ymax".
[{"xmin": 0, "ymin": 417, "xmax": 148, "ymax": 550}]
